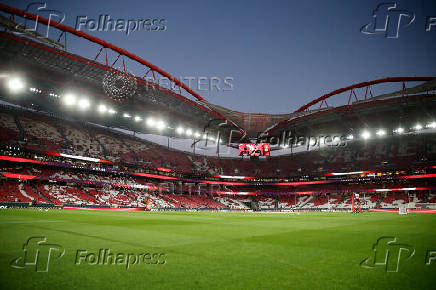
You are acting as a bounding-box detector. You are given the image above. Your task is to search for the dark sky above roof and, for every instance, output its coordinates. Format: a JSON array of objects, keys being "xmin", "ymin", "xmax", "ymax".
[{"xmin": 3, "ymin": 0, "xmax": 436, "ymax": 114}]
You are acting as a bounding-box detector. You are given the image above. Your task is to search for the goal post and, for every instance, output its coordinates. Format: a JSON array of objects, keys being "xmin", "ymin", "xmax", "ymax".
[
  {"xmin": 399, "ymin": 206, "xmax": 409, "ymax": 215},
  {"xmin": 351, "ymin": 193, "xmax": 362, "ymax": 213}
]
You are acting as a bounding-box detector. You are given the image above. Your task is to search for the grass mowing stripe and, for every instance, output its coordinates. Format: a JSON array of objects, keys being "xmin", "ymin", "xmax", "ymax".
[{"xmin": 0, "ymin": 209, "xmax": 435, "ymax": 290}]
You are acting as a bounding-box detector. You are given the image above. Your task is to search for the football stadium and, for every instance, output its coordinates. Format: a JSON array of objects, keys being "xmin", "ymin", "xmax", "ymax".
[{"xmin": 0, "ymin": 1, "xmax": 435, "ymax": 289}]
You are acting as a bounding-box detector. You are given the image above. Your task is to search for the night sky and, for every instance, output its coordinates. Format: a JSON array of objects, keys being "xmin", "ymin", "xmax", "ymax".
[{"xmin": 3, "ymin": 0, "xmax": 436, "ymax": 113}]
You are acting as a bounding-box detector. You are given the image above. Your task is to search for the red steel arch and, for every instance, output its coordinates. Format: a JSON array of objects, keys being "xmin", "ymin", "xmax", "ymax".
[
  {"xmin": 0, "ymin": 3, "xmax": 245, "ymax": 136},
  {"xmin": 295, "ymin": 77, "xmax": 434, "ymax": 113},
  {"xmin": 263, "ymin": 76, "xmax": 435, "ymax": 137}
]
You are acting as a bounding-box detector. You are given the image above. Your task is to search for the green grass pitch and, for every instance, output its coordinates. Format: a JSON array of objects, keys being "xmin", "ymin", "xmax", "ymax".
[{"xmin": 0, "ymin": 209, "xmax": 435, "ymax": 289}]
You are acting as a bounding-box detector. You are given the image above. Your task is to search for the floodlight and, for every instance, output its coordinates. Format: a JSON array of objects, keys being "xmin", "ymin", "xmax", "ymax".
[
  {"xmin": 156, "ymin": 120, "xmax": 166, "ymax": 130},
  {"xmin": 376, "ymin": 129, "xmax": 386, "ymax": 136},
  {"xmin": 7, "ymin": 77, "xmax": 25, "ymax": 93},
  {"xmin": 29, "ymin": 87, "xmax": 41, "ymax": 93},
  {"xmin": 361, "ymin": 130, "xmax": 371, "ymax": 140},
  {"xmin": 78, "ymin": 98, "xmax": 90, "ymax": 110},
  {"xmin": 426, "ymin": 122, "xmax": 436, "ymax": 129},
  {"xmin": 63, "ymin": 94, "xmax": 76, "ymax": 106},
  {"xmin": 146, "ymin": 117, "xmax": 155, "ymax": 126},
  {"xmin": 394, "ymin": 127, "xmax": 404, "ymax": 134},
  {"xmin": 98, "ymin": 104, "xmax": 107, "ymax": 113}
]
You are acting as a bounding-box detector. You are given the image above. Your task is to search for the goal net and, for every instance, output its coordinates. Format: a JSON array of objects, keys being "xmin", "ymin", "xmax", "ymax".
[{"xmin": 399, "ymin": 206, "xmax": 409, "ymax": 215}]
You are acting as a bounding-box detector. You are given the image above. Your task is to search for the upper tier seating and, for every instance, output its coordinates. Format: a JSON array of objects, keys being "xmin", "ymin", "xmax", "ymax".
[
  {"xmin": 0, "ymin": 112, "xmax": 19, "ymax": 145},
  {"xmin": 1, "ymin": 106, "xmax": 435, "ymax": 177},
  {"xmin": 19, "ymin": 115, "xmax": 66, "ymax": 152}
]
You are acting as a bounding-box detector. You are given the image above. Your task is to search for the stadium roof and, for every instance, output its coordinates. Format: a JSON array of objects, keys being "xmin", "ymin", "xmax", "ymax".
[{"xmin": 0, "ymin": 3, "xmax": 435, "ymax": 145}]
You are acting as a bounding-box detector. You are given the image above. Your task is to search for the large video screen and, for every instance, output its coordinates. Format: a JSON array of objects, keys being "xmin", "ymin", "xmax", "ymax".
[{"xmin": 238, "ymin": 143, "xmax": 270, "ymax": 156}]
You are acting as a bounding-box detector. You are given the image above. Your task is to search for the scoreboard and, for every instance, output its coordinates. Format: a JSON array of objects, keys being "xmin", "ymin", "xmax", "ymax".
[{"xmin": 238, "ymin": 143, "xmax": 270, "ymax": 156}]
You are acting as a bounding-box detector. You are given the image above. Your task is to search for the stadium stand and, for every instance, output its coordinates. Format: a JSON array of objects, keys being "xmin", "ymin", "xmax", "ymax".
[{"xmin": 0, "ymin": 90, "xmax": 435, "ymax": 211}]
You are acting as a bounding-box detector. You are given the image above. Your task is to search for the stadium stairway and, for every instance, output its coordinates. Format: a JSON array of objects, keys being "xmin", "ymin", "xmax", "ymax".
[
  {"xmin": 13, "ymin": 114, "xmax": 25, "ymax": 142},
  {"xmin": 215, "ymin": 196, "xmax": 249, "ymax": 209},
  {"xmin": 334, "ymin": 195, "xmax": 347, "ymax": 209},
  {"xmin": 18, "ymin": 183, "xmax": 35, "ymax": 201},
  {"xmin": 52, "ymin": 121, "xmax": 72, "ymax": 150},
  {"xmin": 229, "ymin": 159, "xmax": 237, "ymax": 174},
  {"xmin": 34, "ymin": 184, "xmax": 58, "ymax": 204},
  {"xmin": 249, "ymin": 197, "xmax": 260, "ymax": 211},
  {"xmin": 120, "ymin": 138, "xmax": 139, "ymax": 164},
  {"xmin": 30, "ymin": 184, "xmax": 53, "ymax": 204},
  {"xmin": 298, "ymin": 195, "xmax": 314, "ymax": 209},
  {"xmin": 87, "ymin": 126, "xmax": 109, "ymax": 158},
  {"xmin": 375, "ymin": 195, "xmax": 384, "ymax": 208},
  {"xmin": 235, "ymin": 198, "xmax": 250, "ymax": 209},
  {"xmin": 82, "ymin": 188, "xmax": 101, "ymax": 203},
  {"xmin": 423, "ymin": 194, "xmax": 429, "ymax": 204}
]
